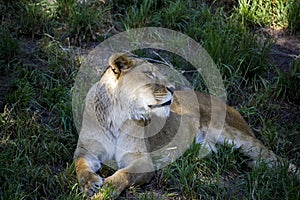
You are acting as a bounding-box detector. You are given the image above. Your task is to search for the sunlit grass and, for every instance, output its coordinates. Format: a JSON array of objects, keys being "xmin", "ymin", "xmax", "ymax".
[{"xmin": 236, "ymin": 0, "xmax": 289, "ymax": 28}]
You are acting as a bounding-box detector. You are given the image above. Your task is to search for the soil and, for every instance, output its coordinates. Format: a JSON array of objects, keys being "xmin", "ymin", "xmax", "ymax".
[{"xmin": 256, "ymin": 28, "xmax": 300, "ymax": 71}]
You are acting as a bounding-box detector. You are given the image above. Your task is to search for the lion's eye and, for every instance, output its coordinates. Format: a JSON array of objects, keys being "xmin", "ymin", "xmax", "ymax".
[{"xmin": 144, "ymin": 71, "xmax": 156, "ymax": 79}]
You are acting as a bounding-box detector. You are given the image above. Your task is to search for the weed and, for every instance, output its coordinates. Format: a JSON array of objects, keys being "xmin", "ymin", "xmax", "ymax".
[
  {"xmin": 18, "ymin": 1, "xmax": 55, "ymax": 39},
  {"xmin": 158, "ymin": 0, "xmax": 192, "ymax": 31},
  {"xmin": 119, "ymin": 0, "xmax": 159, "ymax": 29},
  {"xmin": 288, "ymin": 0, "xmax": 300, "ymax": 33},
  {"xmin": 56, "ymin": 0, "xmax": 77, "ymax": 18},
  {"xmin": 5, "ymin": 72, "xmax": 34, "ymax": 109},
  {"xmin": 0, "ymin": 28, "xmax": 19, "ymax": 75},
  {"xmin": 57, "ymin": 0, "xmax": 112, "ymax": 45},
  {"xmin": 161, "ymin": 142, "xmax": 249, "ymax": 199},
  {"xmin": 273, "ymin": 59, "xmax": 300, "ymax": 103},
  {"xmin": 237, "ymin": 0, "xmax": 289, "ymax": 28},
  {"xmin": 246, "ymin": 162, "xmax": 300, "ymax": 199},
  {"xmin": 186, "ymin": 5, "xmax": 273, "ymax": 80}
]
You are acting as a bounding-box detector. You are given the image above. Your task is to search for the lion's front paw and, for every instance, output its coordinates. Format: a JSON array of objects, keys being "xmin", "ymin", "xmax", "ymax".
[{"xmin": 80, "ymin": 171, "xmax": 104, "ymax": 197}]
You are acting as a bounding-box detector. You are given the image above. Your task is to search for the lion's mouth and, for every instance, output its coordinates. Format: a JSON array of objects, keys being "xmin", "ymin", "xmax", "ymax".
[
  {"xmin": 148, "ymin": 87, "xmax": 174, "ymax": 109},
  {"xmin": 148, "ymin": 99, "xmax": 172, "ymax": 109}
]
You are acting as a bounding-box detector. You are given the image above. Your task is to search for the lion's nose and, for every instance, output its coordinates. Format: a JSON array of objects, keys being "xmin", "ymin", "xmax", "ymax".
[{"xmin": 166, "ymin": 86, "xmax": 175, "ymax": 94}]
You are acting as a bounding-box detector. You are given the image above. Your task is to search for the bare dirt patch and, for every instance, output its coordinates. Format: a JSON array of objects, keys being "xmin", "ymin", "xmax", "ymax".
[{"xmin": 256, "ymin": 28, "xmax": 300, "ymax": 71}]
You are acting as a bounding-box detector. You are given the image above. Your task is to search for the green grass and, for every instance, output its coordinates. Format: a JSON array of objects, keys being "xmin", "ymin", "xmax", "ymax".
[
  {"xmin": 236, "ymin": 0, "xmax": 290, "ymax": 28},
  {"xmin": 56, "ymin": 0, "xmax": 112, "ymax": 45},
  {"xmin": 0, "ymin": 27, "xmax": 19, "ymax": 74},
  {"xmin": 0, "ymin": 0, "xmax": 299, "ymax": 199},
  {"xmin": 273, "ymin": 59, "xmax": 300, "ymax": 102},
  {"xmin": 288, "ymin": 0, "xmax": 300, "ymax": 33}
]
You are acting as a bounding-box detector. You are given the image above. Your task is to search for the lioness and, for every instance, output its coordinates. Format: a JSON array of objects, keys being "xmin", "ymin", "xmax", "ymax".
[{"xmin": 74, "ymin": 53, "xmax": 297, "ymax": 198}]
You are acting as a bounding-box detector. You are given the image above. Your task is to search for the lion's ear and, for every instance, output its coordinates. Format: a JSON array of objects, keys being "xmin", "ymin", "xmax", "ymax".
[{"xmin": 109, "ymin": 54, "xmax": 133, "ymax": 77}]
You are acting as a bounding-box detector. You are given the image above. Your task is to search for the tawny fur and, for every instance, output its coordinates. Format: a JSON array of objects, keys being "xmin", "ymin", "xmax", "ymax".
[{"xmin": 74, "ymin": 54, "xmax": 297, "ymax": 199}]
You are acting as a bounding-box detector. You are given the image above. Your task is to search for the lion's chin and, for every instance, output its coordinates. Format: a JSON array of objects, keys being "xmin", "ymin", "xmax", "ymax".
[
  {"xmin": 130, "ymin": 105, "xmax": 170, "ymax": 121},
  {"xmin": 151, "ymin": 106, "xmax": 170, "ymax": 118}
]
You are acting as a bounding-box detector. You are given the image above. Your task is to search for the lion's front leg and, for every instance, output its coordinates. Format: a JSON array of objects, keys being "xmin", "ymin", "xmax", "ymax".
[
  {"xmin": 98, "ymin": 155, "xmax": 154, "ymax": 199},
  {"xmin": 101, "ymin": 169, "xmax": 153, "ymax": 198},
  {"xmin": 75, "ymin": 157, "xmax": 104, "ymax": 197}
]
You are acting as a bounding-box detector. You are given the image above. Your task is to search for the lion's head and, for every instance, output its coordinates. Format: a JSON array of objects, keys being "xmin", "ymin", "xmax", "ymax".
[{"xmin": 98, "ymin": 53, "xmax": 174, "ymax": 123}]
